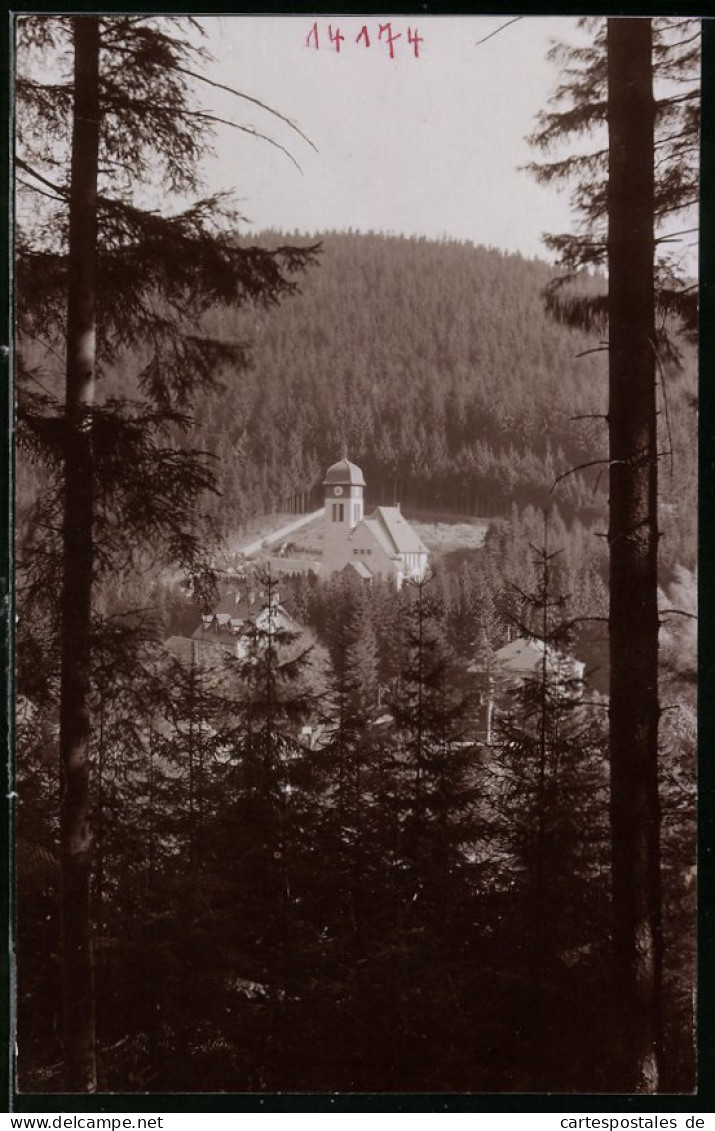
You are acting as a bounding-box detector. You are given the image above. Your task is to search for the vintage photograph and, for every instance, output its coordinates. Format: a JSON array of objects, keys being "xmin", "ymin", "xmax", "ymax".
[{"xmin": 13, "ymin": 14, "xmax": 698, "ymax": 1096}]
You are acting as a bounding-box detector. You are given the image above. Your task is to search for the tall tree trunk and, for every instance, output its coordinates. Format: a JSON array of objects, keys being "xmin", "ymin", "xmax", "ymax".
[
  {"xmin": 58, "ymin": 15, "xmax": 100, "ymax": 1093},
  {"xmin": 607, "ymin": 17, "xmax": 662, "ymax": 1093}
]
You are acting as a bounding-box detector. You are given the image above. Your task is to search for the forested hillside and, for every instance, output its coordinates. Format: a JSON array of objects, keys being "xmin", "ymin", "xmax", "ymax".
[
  {"xmin": 14, "ymin": 6, "xmax": 698, "ymax": 1095},
  {"xmin": 19, "ymin": 230, "xmax": 697, "ymax": 577},
  {"xmin": 185, "ymin": 231, "xmax": 694, "ymax": 576},
  {"xmin": 16, "ymin": 225, "xmax": 698, "ymax": 1099}
]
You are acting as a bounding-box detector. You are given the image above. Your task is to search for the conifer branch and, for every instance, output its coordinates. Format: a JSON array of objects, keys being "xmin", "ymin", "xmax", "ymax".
[
  {"xmin": 574, "ymin": 347, "xmax": 609, "ymax": 359},
  {"xmin": 650, "ymin": 339, "xmax": 675, "ymax": 478},
  {"xmin": 16, "ymin": 156, "xmax": 68, "ymax": 199},
  {"xmin": 551, "ymin": 458, "xmax": 623, "ymax": 493},
  {"xmin": 656, "ymin": 89, "xmax": 700, "ymax": 107},
  {"xmin": 474, "ymin": 17, "xmax": 522, "ymax": 47},
  {"xmin": 19, "ymin": 329, "xmax": 66, "ymax": 369},
  {"xmin": 17, "ymin": 177, "xmax": 65, "ymax": 203},
  {"xmin": 171, "ymin": 61, "xmax": 318, "ymax": 153},
  {"xmin": 654, "ymin": 227, "xmax": 698, "ymax": 243},
  {"xmin": 181, "ymin": 108, "xmax": 303, "ymax": 171}
]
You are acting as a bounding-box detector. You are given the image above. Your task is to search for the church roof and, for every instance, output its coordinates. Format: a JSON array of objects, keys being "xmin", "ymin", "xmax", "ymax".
[
  {"xmin": 323, "ymin": 458, "xmax": 366, "ymax": 487},
  {"xmin": 361, "ymin": 518, "xmax": 401, "ymax": 561},
  {"xmin": 372, "ymin": 507, "xmax": 429, "ymax": 556}
]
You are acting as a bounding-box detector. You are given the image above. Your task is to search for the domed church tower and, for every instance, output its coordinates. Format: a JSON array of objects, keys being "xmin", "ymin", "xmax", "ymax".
[
  {"xmin": 319, "ymin": 458, "xmax": 428, "ymax": 585},
  {"xmin": 322, "ymin": 458, "xmax": 366, "ymax": 570}
]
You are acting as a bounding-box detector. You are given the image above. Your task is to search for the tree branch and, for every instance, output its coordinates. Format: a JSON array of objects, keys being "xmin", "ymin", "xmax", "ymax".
[
  {"xmin": 475, "ymin": 17, "xmax": 522, "ymax": 47},
  {"xmin": 184, "ymin": 109, "xmax": 303, "ymax": 172},
  {"xmin": 16, "ymin": 157, "xmax": 68, "ymax": 199},
  {"xmin": 575, "ymin": 346, "xmax": 609, "ymax": 358},
  {"xmin": 17, "ymin": 177, "xmax": 66, "ymax": 204},
  {"xmin": 173, "ymin": 62, "xmax": 318, "ymax": 154},
  {"xmin": 551, "ymin": 458, "xmax": 623, "ymax": 492}
]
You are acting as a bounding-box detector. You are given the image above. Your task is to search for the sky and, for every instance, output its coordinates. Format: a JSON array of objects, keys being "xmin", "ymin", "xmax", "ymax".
[{"xmin": 192, "ymin": 15, "xmax": 585, "ymax": 262}]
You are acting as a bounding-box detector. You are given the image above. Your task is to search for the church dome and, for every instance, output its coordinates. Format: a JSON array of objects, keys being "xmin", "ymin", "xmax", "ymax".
[{"xmin": 323, "ymin": 458, "xmax": 366, "ymax": 488}]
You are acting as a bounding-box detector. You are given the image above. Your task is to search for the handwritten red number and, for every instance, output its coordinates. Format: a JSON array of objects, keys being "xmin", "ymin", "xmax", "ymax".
[
  {"xmin": 379, "ymin": 22, "xmax": 402, "ymax": 60},
  {"xmin": 407, "ymin": 27, "xmax": 423, "ymax": 58},
  {"xmin": 328, "ymin": 25, "xmax": 345, "ymax": 52},
  {"xmin": 308, "ymin": 21, "xmax": 417, "ymax": 59}
]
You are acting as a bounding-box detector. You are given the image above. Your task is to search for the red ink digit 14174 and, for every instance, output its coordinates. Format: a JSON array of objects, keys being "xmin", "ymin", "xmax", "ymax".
[{"xmin": 305, "ymin": 21, "xmax": 422, "ymax": 58}]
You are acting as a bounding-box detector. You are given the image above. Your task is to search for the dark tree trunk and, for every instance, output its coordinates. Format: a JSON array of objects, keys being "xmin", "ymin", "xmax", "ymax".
[
  {"xmin": 607, "ymin": 17, "xmax": 662, "ymax": 1093},
  {"xmin": 58, "ymin": 15, "xmax": 100, "ymax": 1093}
]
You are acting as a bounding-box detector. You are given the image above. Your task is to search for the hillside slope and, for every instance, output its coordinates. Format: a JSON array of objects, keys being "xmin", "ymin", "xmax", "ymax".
[
  {"xmin": 20, "ymin": 230, "xmax": 697, "ymax": 573},
  {"xmin": 192, "ymin": 231, "xmax": 695, "ymax": 570}
]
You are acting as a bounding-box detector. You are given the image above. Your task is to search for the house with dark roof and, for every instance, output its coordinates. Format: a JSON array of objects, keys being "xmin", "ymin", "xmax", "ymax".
[
  {"xmin": 464, "ymin": 635, "xmax": 586, "ymax": 743},
  {"xmin": 321, "ymin": 458, "xmax": 428, "ymax": 585},
  {"xmin": 186, "ymin": 584, "xmax": 300, "ymax": 662},
  {"xmin": 490, "ymin": 636, "xmax": 585, "ymax": 689}
]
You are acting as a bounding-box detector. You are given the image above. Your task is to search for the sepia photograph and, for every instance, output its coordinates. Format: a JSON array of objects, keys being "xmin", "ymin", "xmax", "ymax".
[{"xmin": 12, "ymin": 13, "xmax": 699, "ymax": 1099}]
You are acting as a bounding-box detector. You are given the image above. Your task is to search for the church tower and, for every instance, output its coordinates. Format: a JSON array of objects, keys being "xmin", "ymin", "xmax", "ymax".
[{"xmin": 322, "ymin": 458, "xmax": 366, "ymax": 571}]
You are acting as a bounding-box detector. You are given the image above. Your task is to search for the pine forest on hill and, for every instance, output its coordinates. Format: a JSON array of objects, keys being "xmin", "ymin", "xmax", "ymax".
[
  {"xmin": 14, "ymin": 13, "xmax": 699, "ymax": 1099},
  {"xmin": 17, "ymin": 227, "xmax": 697, "ymax": 1094},
  {"xmin": 19, "ymin": 230, "xmax": 697, "ymax": 582},
  {"xmin": 198, "ymin": 232, "xmax": 696, "ymax": 574}
]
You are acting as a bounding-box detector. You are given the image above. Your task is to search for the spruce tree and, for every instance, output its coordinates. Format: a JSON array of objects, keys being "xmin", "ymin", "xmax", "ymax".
[
  {"xmin": 212, "ymin": 570, "xmax": 316, "ymax": 1022},
  {"xmin": 15, "ymin": 14, "xmax": 317, "ymax": 1089},
  {"xmin": 489, "ymin": 526, "xmax": 609, "ymax": 1087},
  {"xmin": 527, "ymin": 17, "xmax": 698, "ymax": 1091},
  {"xmin": 306, "ymin": 575, "xmax": 383, "ymax": 1086}
]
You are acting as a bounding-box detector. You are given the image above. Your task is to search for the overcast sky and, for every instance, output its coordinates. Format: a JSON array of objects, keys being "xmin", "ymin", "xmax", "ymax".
[{"xmin": 194, "ymin": 15, "xmax": 585, "ymax": 261}]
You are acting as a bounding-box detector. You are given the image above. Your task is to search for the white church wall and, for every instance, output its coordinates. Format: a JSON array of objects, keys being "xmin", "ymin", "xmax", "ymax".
[
  {"xmin": 343, "ymin": 522, "xmax": 400, "ymax": 578},
  {"xmin": 320, "ymin": 459, "xmax": 427, "ymax": 585}
]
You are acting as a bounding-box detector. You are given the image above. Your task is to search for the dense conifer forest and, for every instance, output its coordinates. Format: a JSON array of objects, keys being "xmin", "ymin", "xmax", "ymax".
[
  {"xmin": 17, "ymin": 562, "xmax": 696, "ymax": 1092},
  {"xmin": 18, "ymin": 231, "xmax": 696, "ymax": 583},
  {"xmin": 13, "ymin": 5, "xmax": 699, "ymax": 1097},
  {"xmin": 195, "ymin": 231, "xmax": 696, "ymax": 574},
  {"xmin": 16, "ymin": 230, "xmax": 697, "ymax": 1094},
  {"xmin": 22, "ymin": 230, "xmax": 695, "ymax": 573}
]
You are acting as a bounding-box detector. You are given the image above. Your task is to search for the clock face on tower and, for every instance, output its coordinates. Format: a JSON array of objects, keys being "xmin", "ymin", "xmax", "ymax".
[{"xmin": 333, "ymin": 486, "xmax": 344, "ymax": 497}]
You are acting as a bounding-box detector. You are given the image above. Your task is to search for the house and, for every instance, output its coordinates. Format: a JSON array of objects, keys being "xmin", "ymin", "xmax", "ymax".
[
  {"xmin": 467, "ymin": 636, "xmax": 586, "ymax": 744},
  {"xmin": 492, "ymin": 637, "xmax": 585, "ymax": 690},
  {"xmin": 164, "ymin": 581, "xmax": 301, "ymax": 671},
  {"xmin": 190, "ymin": 584, "xmax": 299, "ymax": 661},
  {"xmin": 320, "ymin": 458, "xmax": 428, "ymax": 585}
]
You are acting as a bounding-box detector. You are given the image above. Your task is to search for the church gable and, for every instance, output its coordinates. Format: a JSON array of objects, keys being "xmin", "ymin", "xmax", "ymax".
[
  {"xmin": 347, "ymin": 517, "xmax": 401, "ymax": 574},
  {"xmin": 320, "ymin": 459, "xmax": 428, "ymax": 584}
]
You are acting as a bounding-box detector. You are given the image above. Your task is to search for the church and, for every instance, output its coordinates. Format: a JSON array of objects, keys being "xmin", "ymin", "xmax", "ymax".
[
  {"xmin": 320, "ymin": 458, "xmax": 428, "ymax": 586},
  {"xmin": 163, "ymin": 459, "xmax": 429, "ymax": 668}
]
